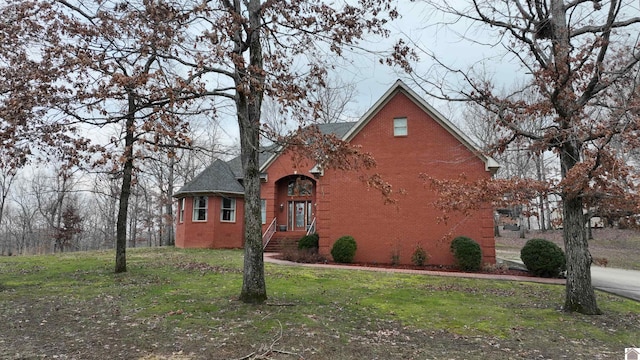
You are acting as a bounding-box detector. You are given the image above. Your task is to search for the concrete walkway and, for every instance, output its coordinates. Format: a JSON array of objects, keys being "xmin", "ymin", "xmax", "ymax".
[
  {"xmin": 264, "ymin": 253, "xmax": 640, "ymax": 302},
  {"xmin": 263, "ymin": 253, "xmax": 565, "ymax": 285}
]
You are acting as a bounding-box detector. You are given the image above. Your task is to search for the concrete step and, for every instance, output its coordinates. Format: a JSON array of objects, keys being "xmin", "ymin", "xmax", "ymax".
[{"xmin": 264, "ymin": 236, "xmax": 300, "ymax": 252}]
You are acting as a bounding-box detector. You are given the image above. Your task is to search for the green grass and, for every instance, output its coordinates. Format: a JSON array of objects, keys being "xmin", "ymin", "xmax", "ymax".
[{"xmin": 1, "ymin": 248, "xmax": 638, "ymax": 359}]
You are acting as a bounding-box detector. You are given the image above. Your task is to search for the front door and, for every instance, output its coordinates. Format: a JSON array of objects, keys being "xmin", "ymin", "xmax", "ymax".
[{"xmin": 288, "ymin": 200, "xmax": 312, "ymax": 231}]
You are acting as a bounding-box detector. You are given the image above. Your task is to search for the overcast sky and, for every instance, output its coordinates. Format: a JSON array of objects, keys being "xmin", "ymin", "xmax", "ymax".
[{"xmin": 347, "ymin": 1, "xmax": 524, "ymax": 118}]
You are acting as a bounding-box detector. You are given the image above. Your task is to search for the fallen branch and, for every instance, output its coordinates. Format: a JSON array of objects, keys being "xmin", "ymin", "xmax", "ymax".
[{"xmin": 232, "ymin": 320, "xmax": 304, "ymax": 360}]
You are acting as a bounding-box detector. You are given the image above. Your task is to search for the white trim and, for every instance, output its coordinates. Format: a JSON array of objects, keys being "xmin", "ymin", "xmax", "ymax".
[
  {"xmin": 179, "ymin": 198, "xmax": 185, "ymax": 223},
  {"xmin": 192, "ymin": 196, "xmax": 208, "ymax": 222},
  {"xmin": 258, "ymin": 80, "xmax": 500, "ymax": 175},
  {"xmin": 343, "ymin": 80, "xmax": 499, "ymax": 173},
  {"xmin": 220, "ymin": 197, "xmax": 236, "ymax": 223},
  {"xmin": 393, "ymin": 117, "xmax": 408, "ymax": 137}
]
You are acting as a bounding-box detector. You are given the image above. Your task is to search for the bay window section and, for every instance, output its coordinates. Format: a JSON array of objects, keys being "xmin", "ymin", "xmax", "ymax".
[
  {"xmin": 192, "ymin": 196, "xmax": 207, "ymax": 221},
  {"xmin": 221, "ymin": 197, "xmax": 236, "ymax": 222}
]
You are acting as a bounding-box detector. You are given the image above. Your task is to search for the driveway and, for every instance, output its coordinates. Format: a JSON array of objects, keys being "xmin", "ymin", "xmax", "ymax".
[
  {"xmin": 500, "ymin": 255, "xmax": 640, "ymax": 302},
  {"xmin": 591, "ymin": 267, "xmax": 640, "ymax": 302}
]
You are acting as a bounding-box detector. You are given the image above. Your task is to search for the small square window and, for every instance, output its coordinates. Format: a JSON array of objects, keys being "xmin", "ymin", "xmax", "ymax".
[{"xmin": 394, "ymin": 117, "xmax": 407, "ymax": 136}]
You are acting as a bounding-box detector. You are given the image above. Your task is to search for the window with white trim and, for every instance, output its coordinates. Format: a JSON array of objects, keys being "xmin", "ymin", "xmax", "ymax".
[
  {"xmin": 192, "ymin": 196, "xmax": 207, "ymax": 221},
  {"xmin": 179, "ymin": 198, "xmax": 185, "ymax": 223},
  {"xmin": 221, "ymin": 197, "xmax": 236, "ymax": 222},
  {"xmin": 393, "ymin": 117, "xmax": 408, "ymax": 136},
  {"xmin": 261, "ymin": 199, "xmax": 267, "ymax": 225}
]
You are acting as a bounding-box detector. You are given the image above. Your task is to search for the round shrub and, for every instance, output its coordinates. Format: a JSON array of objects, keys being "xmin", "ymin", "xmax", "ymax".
[
  {"xmin": 411, "ymin": 245, "xmax": 429, "ymax": 266},
  {"xmin": 520, "ymin": 238, "xmax": 566, "ymax": 278},
  {"xmin": 450, "ymin": 236, "xmax": 482, "ymax": 271},
  {"xmin": 298, "ymin": 233, "xmax": 319, "ymax": 250},
  {"xmin": 331, "ymin": 236, "xmax": 357, "ymax": 263}
]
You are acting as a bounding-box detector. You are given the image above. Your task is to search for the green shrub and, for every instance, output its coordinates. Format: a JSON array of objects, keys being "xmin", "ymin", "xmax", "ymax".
[
  {"xmin": 411, "ymin": 245, "xmax": 428, "ymax": 266},
  {"xmin": 298, "ymin": 233, "xmax": 319, "ymax": 250},
  {"xmin": 450, "ymin": 236, "xmax": 482, "ymax": 271},
  {"xmin": 520, "ymin": 238, "xmax": 566, "ymax": 278},
  {"xmin": 331, "ymin": 236, "xmax": 357, "ymax": 263}
]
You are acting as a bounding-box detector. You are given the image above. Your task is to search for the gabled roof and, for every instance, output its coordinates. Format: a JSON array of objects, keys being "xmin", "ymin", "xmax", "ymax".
[
  {"xmin": 227, "ymin": 145, "xmax": 282, "ymax": 179},
  {"xmin": 342, "ymin": 80, "xmax": 499, "ymax": 173},
  {"xmin": 174, "ymin": 159, "xmax": 245, "ymax": 197},
  {"xmin": 174, "ymin": 80, "xmax": 499, "ymax": 198},
  {"xmin": 316, "ymin": 121, "xmax": 357, "ymax": 139}
]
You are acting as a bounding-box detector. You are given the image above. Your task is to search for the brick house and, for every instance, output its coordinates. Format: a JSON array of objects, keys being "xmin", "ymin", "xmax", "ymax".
[{"xmin": 174, "ymin": 80, "xmax": 499, "ymax": 266}]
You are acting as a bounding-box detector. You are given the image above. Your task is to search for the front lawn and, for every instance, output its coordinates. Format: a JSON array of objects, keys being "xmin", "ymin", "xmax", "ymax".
[{"xmin": 0, "ymin": 248, "xmax": 638, "ymax": 359}]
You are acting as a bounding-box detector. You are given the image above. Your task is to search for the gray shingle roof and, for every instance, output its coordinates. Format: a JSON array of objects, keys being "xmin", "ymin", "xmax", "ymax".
[
  {"xmin": 174, "ymin": 159, "xmax": 244, "ymax": 197},
  {"xmin": 174, "ymin": 122, "xmax": 358, "ymax": 197},
  {"xmin": 317, "ymin": 121, "xmax": 356, "ymax": 138}
]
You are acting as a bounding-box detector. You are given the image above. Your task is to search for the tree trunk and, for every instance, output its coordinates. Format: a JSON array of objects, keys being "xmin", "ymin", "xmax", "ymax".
[
  {"xmin": 549, "ymin": 0, "xmax": 600, "ymax": 315},
  {"xmin": 560, "ymin": 147, "xmax": 600, "ymax": 314},
  {"xmin": 115, "ymin": 92, "xmax": 136, "ymax": 273},
  {"xmin": 562, "ymin": 196, "xmax": 600, "ymax": 314},
  {"xmin": 238, "ymin": 0, "xmax": 267, "ymax": 304},
  {"xmin": 163, "ymin": 155, "xmax": 175, "ymax": 246},
  {"xmin": 536, "ymin": 155, "xmax": 546, "ymax": 231}
]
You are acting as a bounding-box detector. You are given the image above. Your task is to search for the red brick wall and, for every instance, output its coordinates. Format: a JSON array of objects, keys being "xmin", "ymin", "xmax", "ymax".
[
  {"xmin": 175, "ymin": 195, "xmax": 245, "ymax": 249},
  {"xmin": 317, "ymin": 91, "xmax": 495, "ymax": 266}
]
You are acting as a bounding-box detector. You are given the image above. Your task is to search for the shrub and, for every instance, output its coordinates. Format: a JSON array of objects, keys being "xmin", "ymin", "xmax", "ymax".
[
  {"xmin": 298, "ymin": 233, "xmax": 319, "ymax": 250},
  {"xmin": 520, "ymin": 238, "xmax": 566, "ymax": 278},
  {"xmin": 330, "ymin": 236, "xmax": 357, "ymax": 263},
  {"xmin": 411, "ymin": 245, "xmax": 428, "ymax": 266},
  {"xmin": 450, "ymin": 236, "xmax": 482, "ymax": 271}
]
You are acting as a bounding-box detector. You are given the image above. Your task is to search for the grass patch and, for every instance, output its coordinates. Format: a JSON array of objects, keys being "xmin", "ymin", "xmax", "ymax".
[{"xmin": 0, "ymin": 248, "xmax": 638, "ymax": 359}]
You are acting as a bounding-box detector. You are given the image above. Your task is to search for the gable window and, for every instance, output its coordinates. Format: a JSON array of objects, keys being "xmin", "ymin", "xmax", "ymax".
[
  {"xmin": 193, "ymin": 196, "xmax": 207, "ymax": 221},
  {"xmin": 393, "ymin": 117, "xmax": 408, "ymax": 136},
  {"xmin": 221, "ymin": 197, "xmax": 236, "ymax": 222},
  {"xmin": 179, "ymin": 198, "xmax": 185, "ymax": 223},
  {"xmin": 261, "ymin": 199, "xmax": 267, "ymax": 225}
]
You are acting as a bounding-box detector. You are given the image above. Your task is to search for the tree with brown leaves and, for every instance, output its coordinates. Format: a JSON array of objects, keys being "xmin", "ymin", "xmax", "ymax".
[
  {"xmin": 1, "ymin": 0, "xmax": 412, "ymax": 303},
  {"xmin": 415, "ymin": 0, "xmax": 640, "ymax": 315},
  {"xmin": 171, "ymin": 0, "xmax": 411, "ymax": 303},
  {"xmin": 0, "ymin": 0, "xmax": 204, "ymax": 272}
]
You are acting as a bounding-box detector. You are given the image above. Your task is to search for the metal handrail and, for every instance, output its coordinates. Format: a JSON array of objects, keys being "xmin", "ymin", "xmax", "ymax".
[
  {"xmin": 262, "ymin": 217, "xmax": 277, "ymax": 249},
  {"xmin": 306, "ymin": 217, "xmax": 316, "ymax": 236}
]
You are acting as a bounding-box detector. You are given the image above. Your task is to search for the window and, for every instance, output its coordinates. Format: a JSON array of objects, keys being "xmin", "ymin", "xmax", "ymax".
[
  {"xmin": 179, "ymin": 198, "xmax": 185, "ymax": 223},
  {"xmin": 261, "ymin": 199, "xmax": 267, "ymax": 225},
  {"xmin": 287, "ymin": 177, "xmax": 313, "ymax": 196},
  {"xmin": 393, "ymin": 117, "xmax": 408, "ymax": 136},
  {"xmin": 221, "ymin": 197, "xmax": 236, "ymax": 222},
  {"xmin": 192, "ymin": 196, "xmax": 207, "ymax": 221}
]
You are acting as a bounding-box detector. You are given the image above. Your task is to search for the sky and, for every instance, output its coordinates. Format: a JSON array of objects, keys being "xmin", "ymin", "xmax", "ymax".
[
  {"xmin": 346, "ymin": 1, "xmax": 524, "ymax": 119},
  {"xmin": 214, "ymin": 1, "xmax": 525, "ymax": 149}
]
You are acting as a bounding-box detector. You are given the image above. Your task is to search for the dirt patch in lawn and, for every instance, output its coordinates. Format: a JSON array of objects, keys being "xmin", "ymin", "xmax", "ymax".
[{"xmin": 1, "ymin": 289, "xmax": 635, "ymax": 360}]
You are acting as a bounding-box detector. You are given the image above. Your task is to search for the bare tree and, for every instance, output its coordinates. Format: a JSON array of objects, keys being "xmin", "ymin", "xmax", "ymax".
[
  {"xmin": 307, "ymin": 76, "xmax": 358, "ymax": 124},
  {"xmin": 414, "ymin": 0, "xmax": 640, "ymax": 314}
]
